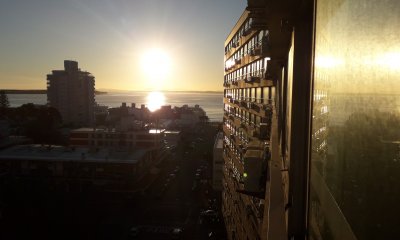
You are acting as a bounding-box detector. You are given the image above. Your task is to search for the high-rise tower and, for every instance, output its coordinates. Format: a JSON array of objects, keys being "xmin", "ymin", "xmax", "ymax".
[{"xmin": 47, "ymin": 60, "xmax": 95, "ymax": 127}]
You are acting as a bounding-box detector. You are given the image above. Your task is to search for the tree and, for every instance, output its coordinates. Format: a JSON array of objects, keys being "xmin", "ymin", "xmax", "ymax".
[
  {"xmin": 0, "ymin": 90, "xmax": 9, "ymax": 108},
  {"xmin": 0, "ymin": 90, "xmax": 10, "ymax": 117},
  {"xmin": 24, "ymin": 106, "xmax": 64, "ymax": 144}
]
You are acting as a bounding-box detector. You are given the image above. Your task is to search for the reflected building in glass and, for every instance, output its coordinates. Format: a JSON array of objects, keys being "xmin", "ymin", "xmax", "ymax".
[
  {"xmin": 310, "ymin": 1, "xmax": 400, "ymax": 239},
  {"xmin": 222, "ymin": 0, "xmax": 400, "ymax": 239}
]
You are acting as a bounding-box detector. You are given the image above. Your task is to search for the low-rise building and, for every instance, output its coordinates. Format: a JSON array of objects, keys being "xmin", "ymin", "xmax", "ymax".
[
  {"xmin": 0, "ymin": 144, "xmax": 157, "ymax": 191},
  {"xmin": 69, "ymin": 127, "xmax": 165, "ymax": 150},
  {"xmin": 176, "ymin": 105, "xmax": 208, "ymax": 128}
]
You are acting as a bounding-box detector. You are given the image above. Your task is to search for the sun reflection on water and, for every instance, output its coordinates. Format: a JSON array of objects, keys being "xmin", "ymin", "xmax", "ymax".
[{"xmin": 146, "ymin": 91, "xmax": 165, "ymax": 112}]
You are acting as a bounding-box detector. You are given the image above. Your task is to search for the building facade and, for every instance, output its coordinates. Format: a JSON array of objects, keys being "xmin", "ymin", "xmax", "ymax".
[
  {"xmin": 0, "ymin": 144, "xmax": 156, "ymax": 191},
  {"xmin": 212, "ymin": 132, "xmax": 224, "ymax": 191},
  {"xmin": 223, "ymin": 0, "xmax": 400, "ymax": 240},
  {"xmin": 222, "ymin": 7, "xmax": 272, "ymax": 240},
  {"xmin": 47, "ymin": 60, "xmax": 95, "ymax": 127},
  {"xmin": 69, "ymin": 127, "xmax": 165, "ymax": 150}
]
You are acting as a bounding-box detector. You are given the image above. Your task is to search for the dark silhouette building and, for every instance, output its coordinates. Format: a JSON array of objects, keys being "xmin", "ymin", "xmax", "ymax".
[{"xmin": 47, "ymin": 60, "xmax": 95, "ymax": 127}]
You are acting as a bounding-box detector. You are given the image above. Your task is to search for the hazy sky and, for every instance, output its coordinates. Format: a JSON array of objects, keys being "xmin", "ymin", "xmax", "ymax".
[{"xmin": 0, "ymin": 0, "xmax": 246, "ymax": 91}]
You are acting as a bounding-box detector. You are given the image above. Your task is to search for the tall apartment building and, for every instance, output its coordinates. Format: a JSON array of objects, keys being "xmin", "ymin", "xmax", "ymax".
[
  {"xmin": 47, "ymin": 60, "xmax": 95, "ymax": 126},
  {"xmin": 222, "ymin": 6, "xmax": 273, "ymax": 240},
  {"xmin": 223, "ymin": 0, "xmax": 400, "ymax": 240}
]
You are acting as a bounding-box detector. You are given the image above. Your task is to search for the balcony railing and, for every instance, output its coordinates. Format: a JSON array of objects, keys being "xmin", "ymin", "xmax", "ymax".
[
  {"xmin": 242, "ymin": 27, "xmax": 251, "ymax": 37},
  {"xmin": 245, "ymin": 76, "xmax": 261, "ymax": 84},
  {"xmin": 251, "ymin": 103, "xmax": 261, "ymax": 112},
  {"xmin": 232, "ymin": 41, "xmax": 239, "ymax": 48}
]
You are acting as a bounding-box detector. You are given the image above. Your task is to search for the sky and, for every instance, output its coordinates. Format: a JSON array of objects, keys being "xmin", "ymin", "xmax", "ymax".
[{"xmin": 0, "ymin": 0, "xmax": 246, "ymax": 91}]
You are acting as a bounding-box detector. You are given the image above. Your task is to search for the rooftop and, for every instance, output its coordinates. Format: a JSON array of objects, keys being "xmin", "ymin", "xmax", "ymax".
[
  {"xmin": 0, "ymin": 144, "xmax": 149, "ymax": 164},
  {"xmin": 71, "ymin": 128, "xmax": 165, "ymax": 134}
]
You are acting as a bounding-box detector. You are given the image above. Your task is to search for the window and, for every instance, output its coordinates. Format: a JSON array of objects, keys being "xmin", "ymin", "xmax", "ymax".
[
  {"xmin": 310, "ymin": 1, "xmax": 400, "ymax": 239},
  {"xmin": 256, "ymin": 88, "xmax": 262, "ymax": 103},
  {"xmin": 263, "ymin": 87, "xmax": 269, "ymax": 104}
]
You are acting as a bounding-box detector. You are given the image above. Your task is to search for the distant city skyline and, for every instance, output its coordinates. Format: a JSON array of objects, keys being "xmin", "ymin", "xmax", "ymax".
[{"xmin": 0, "ymin": 0, "xmax": 246, "ymax": 91}]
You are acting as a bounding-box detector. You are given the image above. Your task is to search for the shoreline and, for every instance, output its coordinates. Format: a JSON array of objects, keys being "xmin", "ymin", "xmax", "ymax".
[{"xmin": 3, "ymin": 89, "xmax": 107, "ymax": 95}]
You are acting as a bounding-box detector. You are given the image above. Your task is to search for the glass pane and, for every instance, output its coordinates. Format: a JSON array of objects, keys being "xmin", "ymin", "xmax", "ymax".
[{"xmin": 310, "ymin": 0, "xmax": 400, "ymax": 240}]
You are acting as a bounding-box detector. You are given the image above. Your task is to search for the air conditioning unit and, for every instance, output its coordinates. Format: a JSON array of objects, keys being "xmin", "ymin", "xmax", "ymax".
[
  {"xmin": 243, "ymin": 150, "xmax": 264, "ymax": 192},
  {"xmin": 259, "ymin": 123, "xmax": 270, "ymax": 140}
]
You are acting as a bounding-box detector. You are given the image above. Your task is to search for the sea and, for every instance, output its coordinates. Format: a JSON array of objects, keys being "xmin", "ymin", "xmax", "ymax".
[{"xmin": 7, "ymin": 91, "xmax": 224, "ymax": 122}]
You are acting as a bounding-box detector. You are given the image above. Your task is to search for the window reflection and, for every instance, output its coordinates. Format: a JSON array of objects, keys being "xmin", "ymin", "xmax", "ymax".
[{"xmin": 310, "ymin": 0, "xmax": 400, "ymax": 239}]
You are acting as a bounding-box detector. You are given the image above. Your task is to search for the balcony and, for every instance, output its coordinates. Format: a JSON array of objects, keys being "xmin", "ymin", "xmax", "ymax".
[
  {"xmin": 232, "ymin": 41, "xmax": 239, "ymax": 48},
  {"xmin": 249, "ymin": 49, "xmax": 257, "ymax": 57},
  {"xmin": 245, "ymin": 76, "xmax": 261, "ymax": 84},
  {"xmin": 230, "ymin": 134, "xmax": 236, "ymax": 143},
  {"xmin": 242, "ymin": 27, "xmax": 251, "ymax": 37},
  {"xmin": 252, "ymin": 129, "xmax": 260, "ymax": 138},
  {"xmin": 259, "ymin": 123, "xmax": 270, "ymax": 140},
  {"xmin": 249, "ymin": 20, "xmax": 268, "ymax": 30},
  {"xmin": 263, "ymin": 105, "xmax": 273, "ymax": 118},
  {"xmin": 233, "ymin": 115, "xmax": 242, "ymax": 128},
  {"xmin": 251, "ymin": 103, "xmax": 261, "ymax": 112},
  {"xmin": 240, "ymin": 100, "xmax": 248, "ymax": 108}
]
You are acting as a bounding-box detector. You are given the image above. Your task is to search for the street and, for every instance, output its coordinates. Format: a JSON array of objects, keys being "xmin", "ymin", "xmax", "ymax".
[
  {"xmin": 117, "ymin": 124, "xmax": 225, "ymax": 239},
  {"xmin": 0, "ymin": 124, "xmax": 226, "ymax": 240}
]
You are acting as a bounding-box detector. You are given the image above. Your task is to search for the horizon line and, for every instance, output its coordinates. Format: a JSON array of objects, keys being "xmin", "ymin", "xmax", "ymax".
[{"xmin": 2, "ymin": 89, "xmax": 224, "ymax": 94}]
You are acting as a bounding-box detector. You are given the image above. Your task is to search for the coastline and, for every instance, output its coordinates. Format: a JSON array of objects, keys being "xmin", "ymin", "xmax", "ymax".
[{"xmin": 3, "ymin": 89, "xmax": 108, "ymax": 95}]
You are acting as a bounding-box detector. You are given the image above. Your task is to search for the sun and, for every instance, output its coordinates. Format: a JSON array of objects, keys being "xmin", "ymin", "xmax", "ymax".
[
  {"xmin": 141, "ymin": 48, "xmax": 172, "ymax": 84},
  {"xmin": 146, "ymin": 91, "xmax": 166, "ymax": 112}
]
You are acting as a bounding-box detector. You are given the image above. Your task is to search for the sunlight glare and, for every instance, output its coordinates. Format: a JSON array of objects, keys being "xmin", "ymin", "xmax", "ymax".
[
  {"xmin": 146, "ymin": 91, "xmax": 166, "ymax": 112},
  {"xmin": 141, "ymin": 48, "xmax": 172, "ymax": 82}
]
